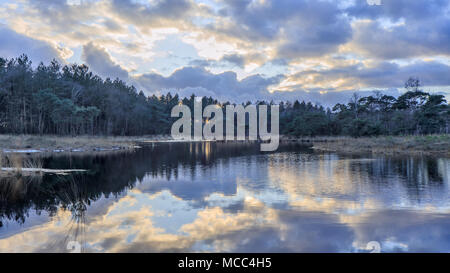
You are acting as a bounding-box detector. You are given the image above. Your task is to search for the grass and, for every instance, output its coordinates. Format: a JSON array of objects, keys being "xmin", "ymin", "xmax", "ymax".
[
  {"xmin": 309, "ymin": 135, "xmax": 450, "ymax": 155},
  {"xmin": 0, "ymin": 134, "xmax": 449, "ymax": 156},
  {"xmin": 0, "ymin": 152, "xmax": 45, "ymax": 175},
  {"xmin": 0, "ymin": 151, "xmax": 86, "ymax": 176},
  {"xmin": 0, "ymin": 134, "xmax": 172, "ymax": 153}
]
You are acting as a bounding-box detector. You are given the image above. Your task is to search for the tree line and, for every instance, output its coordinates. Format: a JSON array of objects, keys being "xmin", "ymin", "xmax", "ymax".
[
  {"xmin": 280, "ymin": 77, "xmax": 450, "ymax": 136},
  {"xmin": 0, "ymin": 55, "xmax": 448, "ymax": 137}
]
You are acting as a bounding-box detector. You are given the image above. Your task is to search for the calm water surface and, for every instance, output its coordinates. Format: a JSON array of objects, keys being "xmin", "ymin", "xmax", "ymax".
[{"xmin": 0, "ymin": 142, "xmax": 449, "ymax": 252}]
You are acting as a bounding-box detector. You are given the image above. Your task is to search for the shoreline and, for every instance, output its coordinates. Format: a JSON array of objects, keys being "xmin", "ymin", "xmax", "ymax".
[
  {"xmin": 303, "ymin": 135, "xmax": 450, "ymax": 156},
  {"xmin": 0, "ymin": 134, "xmax": 158, "ymax": 154},
  {"xmin": 0, "ymin": 134, "xmax": 449, "ymax": 156}
]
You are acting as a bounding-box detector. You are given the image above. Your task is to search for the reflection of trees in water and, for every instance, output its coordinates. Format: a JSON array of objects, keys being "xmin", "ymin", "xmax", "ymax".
[
  {"xmin": 51, "ymin": 176, "xmax": 88, "ymax": 253},
  {"xmin": 360, "ymin": 156, "xmax": 449, "ymax": 202},
  {"xmin": 1, "ymin": 143, "xmax": 447, "ymax": 227},
  {"xmin": 1, "ymin": 174, "xmax": 89, "ymax": 251},
  {"xmin": 0, "ymin": 175, "xmax": 43, "ymax": 226},
  {"xmin": 0, "ymin": 171, "xmax": 110, "ymax": 228},
  {"xmin": 0, "ymin": 143, "xmax": 308, "ymax": 226}
]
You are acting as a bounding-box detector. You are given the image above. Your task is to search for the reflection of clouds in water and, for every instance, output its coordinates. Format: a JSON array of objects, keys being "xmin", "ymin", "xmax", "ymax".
[
  {"xmin": 0, "ymin": 186, "xmax": 449, "ymax": 252},
  {"xmin": 268, "ymin": 154, "xmax": 450, "ymax": 212},
  {"xmin": 1, "ymin": 149, "xmax": 449, "ymax": 253},
  {"xmin": 348, "ymin": 210, "xmax": 450, "ymax": 253},
  {"xmin": 1, "ymin": 191, "xmax": 350, "ymax": 252},
  {"xmin": 266, "ymin": 154, "xmax": 450, "ymax": 252},
  {"xmin": 134, "ymin": 155, "xmax": 272, "ymax": 204},
  {"xmin": 0, "ymin": 196, "xmax": 176, "ymax": 252}
]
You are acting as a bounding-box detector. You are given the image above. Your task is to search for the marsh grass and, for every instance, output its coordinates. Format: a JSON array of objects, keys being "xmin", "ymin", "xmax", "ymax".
[
  {"xmin": 23, "ymin": 156, "xmax": 44, "ymax": 170},
  {"xmin": 1, "ymin": 134, "xmax": 448, "ymax": 156},
  {"xmin": 310, "ymin": 135, "xmax": 450, "ymax": 155},
  {"xmin": 10, "ymin": 154, "xmax": 23, "ymax": 172},
  {"xmin": 0, "ymin": 152, "xmax": 45, "ymax": 176},
  {"xmin": 0, "ymin": 134, "xmax": 167, "ymax": 153},
  {"xmin": 0, "ymin": 153, "xmax": 24, "ymax": 172}
]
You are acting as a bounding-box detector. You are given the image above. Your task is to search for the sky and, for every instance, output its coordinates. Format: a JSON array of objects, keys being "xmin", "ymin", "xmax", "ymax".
[{"xmin": 0, "ymin": 0, "xmax": 449, "ymax": 105}]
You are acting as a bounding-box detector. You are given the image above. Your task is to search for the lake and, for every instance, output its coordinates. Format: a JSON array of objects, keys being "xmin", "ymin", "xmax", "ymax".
[{"xmin": 0, "ymin": 142, "xmax": 449, "ymax": 252}]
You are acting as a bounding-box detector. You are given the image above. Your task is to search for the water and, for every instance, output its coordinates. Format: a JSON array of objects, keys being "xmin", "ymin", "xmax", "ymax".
[{"xmin": 0, "ymin": 142, "xmax": 449, "ymax": 253}]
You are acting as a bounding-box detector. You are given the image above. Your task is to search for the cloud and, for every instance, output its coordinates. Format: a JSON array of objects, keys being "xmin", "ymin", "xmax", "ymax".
[
  {"xmin": 133, "ymin": 59, "xmax": 450, "ymax": 106},
  {"xmin": 209, "ymin": 0, "xmax": 352, "ymax": 58},
  {"xmin": 349, "ymin": 19, "xmax": 450, "ymax": 60},
  {"xmin": 0, "ymin": 25, "xmax": 63, "ymax": 63},
  {"xmin": 26, "ymin": 0, "xmax": 105, "ymax": 36},
  {"xmin": 82, "ymin": 42, "xmax": 129, "ymax": 80},
  {"xmin": 221, "ymin": 54, "xmax": 246, "ymax": 67},
  {"xmin": 346, "ymin": 0, "xmax": 450, "ymax": 59},
  {"xmin": 134, "ymin": 66, "xmax": 283, "ymax": 102},
  {"xmin": 109, "ymin": 0, "xmax": 198, "ymax": 31},
  {"xmin": 0, "ymin": 0, "xmax": 449, "ymax": 104},
  {"xmin": 102, "ymin": 18, "xmax": 125, "ymax": 33},
  {"xmin": 346, "ymin": 0, "xmax": 450, "ymax": 21},
  {"xmin": 288, "ymin": 60, "xmax": 450, "ymax": 89},
  {"xmin": 189, "ymin": 53, "xmax": 267, "ymax": 69}
]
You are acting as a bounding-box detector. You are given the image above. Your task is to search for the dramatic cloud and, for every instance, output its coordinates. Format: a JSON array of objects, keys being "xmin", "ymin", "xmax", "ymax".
[
  {"xmin": 133, "ymin": 59, "xmax": 450, "ymax": 106},
  {"xmin": 346, "ymin": 0, "xmax": 449, "ymax": 21},
  {"xmin": 209, "ymin": 0, "xmax": 352, "ymax": 58},
  {"xmin": 221, "ymin": 54, "xmax": 246, "ymax": 68},
  {"xmin": 82, "ymin": 42, "xmax": 129, "ymax": 80},
  {"xmin": 347, "ymin": 0, "xmax": 450, "ymax": 59},
  {"xmin": 288, "ymin": 61, "xmax": 450, "ymax": 89},
  {"xmin": 108, "ymin": 0, "xmax": 199, "ymax": 31},
  {"xmin": 0, "ymin": 0, "xmax": 449, "ymax": 103},
  {"xmin": 27, "ymin": 0, "xmax": 97, "ymax": 30},
  {"xmin": 0, "ymin": 26, "xmax": 63, "ymax": 63},
  {"xmin": 135, "ymin": 66, "xmax": 283, "ymax": 102},
  {"xmin": 349, "ymin": 17, "xmax": 450, "ymax": 60},
  {"xmin": 189, "ymin": 53, "xmax": 266, "ymax": 69}
]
